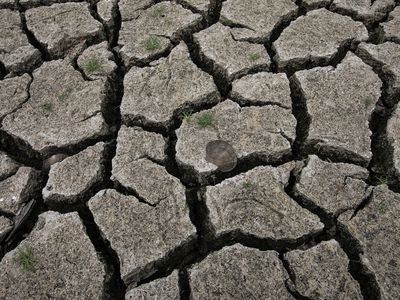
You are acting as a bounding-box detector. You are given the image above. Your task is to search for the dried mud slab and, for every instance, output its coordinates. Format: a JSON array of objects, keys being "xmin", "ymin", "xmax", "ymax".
[
  {"xmin": 205, "ymin": 163, "xmax": 323, "ymax": 240},
  {"xmin": 176, "ymin": 100, "xmax": 295, "ymax": 174},
  {"xmin": 294, "ymin": 155, "xmax": 370, "ymax": 216},
  {"xmin": 77, "ymin": 42, "xmax": 117, "ymax": 80},
  {"xmin": 193, "ymin": 23, "xmax": 270, "ymax": 80},
  {"xmin": 25, "ymin": 3, "xmax": 103, "ymax": 58},
  {"xmin": 230, "ymin": 72, "xmax": 291, "ymax": 108},
  {"xmin": 88, "ymin": 189, "xmax": 195, "ymax": 283},
  {"xmin": 382, "ymin": 6, "xmax": 400, "ymax": 43},
  {"xmin": 188, "ymin": 244, "xmax": 295, "ymax": 299},
  {"xmin": 357, "ymin": 42, "xmax": 400, "ymax": 104},
  {"xmin": 273, "ymin": 9, "xmax": 368, "ymax": 71},
  {"xmin": 0, "ymin": 167, "xmax": 40, "ymax": 215},
  {"xmin": 119, "ymin": 0, "xmax": 153, "ymax": 21},
  {"xmin": 0, "ymin": 152, "xmax": 19, "ymax": 181},
  {"xmin": 0, "ymin": 9, "xmax": 41, "ymax": 75},
  {"xmin": 118, "ymin": 2, "xmax": 202, "ymax": 66},
  {"xmin": 331, "ymin": 0, "xmax": 395, "ymax": 24},
  {"xmin": 121, "ymin": 42, "xmax": 219, "ymax": 126},
  {"xmin": 285, "ymin": 240, "xmax": 362, "ymax": 299},
  {"xmin": 0, "ymin": 216, "xmax": 13, "ymax": 241},
  {"xmin": 0, "ymin": 74, "xmax": 31, "ymax": 121},
  {"xmin": 0, "ymin": 211, "xmax": 106, "ymax": 299},
  {"xmin": 387, "ymin": 105, "xmax": 400, "ymax": 175},
  {"xmin": 220, "ymin": 0, "xmax": 298, "ymax": 42},
  {"xmin": 2, "ymin": 60, "xmax": 109, "ymax": 155},
  {"xmin": 125, "ymin": 270, "xmax": 179, "ymax": 299},
  {"xmin": 179, "ymin": 0, "xmax": 211, "ymax": 14},
  {"xmin": 293, "ymin": 53, "xmax": 381, "ymax": 162},
  {"xmin": 339, "ymin": 185, "xmax": 400, "ymax": 299},
  {"xmin": 302, "ymin": 0, "xmax": 331, "ymax": 9},
  {"xmin": 43, "ymin": 142, "xmax": 106, "ymax": 206}
]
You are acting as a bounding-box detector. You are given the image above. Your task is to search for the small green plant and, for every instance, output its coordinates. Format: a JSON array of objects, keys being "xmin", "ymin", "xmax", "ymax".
[
  {"xmin": 242, "ymin": 181, "xmax": 257, "ymax": 192},
  {"xmin": 248, "ymin": 53, "xmax": 261, "ymax": 62},
  {"xmin": 197, "ymin": 113, "xmax": 214, "ymax": 128},
  {"xmin": 144, "ymin": 36, "xmax": 161, "ymax": 52},
  {"xmin": 14, "ymin": 246, "xmax": 36, "ymax": 271},
  {"xmin": 377, "ymin": 201, "xmax": 387, "ymax": 214},
  {"xmin": 377, "ymin": 176, "xmax": 388, "ymax": 185},
  {"xmin": 179, "ymin": 110, "xmax": 193, "ymax": 123},
  {"xmin": 364, "ymin": 96, "xmax": 375, "ymax": 108},
  {"xmin": 84, "ymin": 58, "xmax": 104, "ymax": 74},
  {"xmin": 42, "ymin": 102, "xmax": 53, "ymax": 113},
  {"xmin": 58, "ymin": 88, "xmax": 72, "ymax": 101}
]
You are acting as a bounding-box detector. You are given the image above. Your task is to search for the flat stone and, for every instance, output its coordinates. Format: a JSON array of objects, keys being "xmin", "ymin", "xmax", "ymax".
[
  {"xmin": 125, "ymin": 270, "xmax": 180, "ymax": 300},
  {"xmin": 118, "ymin": 2, "xmax": 202, "ymax": 66},
  {"xmin": 25, "ymin": 3, "xmax": 103, "ymax": 58},
  {"xmin": 2, "ymin": 60, "xmax": 109, "ymax": 154},
  {"xmin": 387, "ymin": 105, "xmax": 400, "ymax": 175},
  {"xmin": 0, "ymin": 152, "xmax": 19, "ymax": 181},
  {"xmin": 43, "ymin": 142, "xmax": 105, "ymax": 205},
  {"xmin": 293, "ymin": 53, "xmax": 381, "ymax": 161},
  {"xmin": 0, "ymin": 9, "xmax": 41, "ymax": 74},
  {"xmin": 230, "ymin": 72, "xmax": 291, "ymax": 108},
  {"xmin": 0, "ymin": 211, "xmax": 105, "ymax": 299},
  {"xmin": 189, "ymin": 244, "xmax": 295, "ymax": 299},
  {"xmin": 205, "ymin": 163, "xmax": 324, "ymax": 239},
  {"xmin": 193, "ymin": 23, "xmax": 270, "ymax": 80},
  {"xmin": 273, "ymin": 9, "xmax": 368, "ymax": 71},
  {"xmin": 77, "ymin": 41, "xmax": 117, "ymax": 80},
  {"xmin": 175, "ymin": 100, "xmax": 296, "ymax": 174},
  {"xmin": 0, "ymin": 74, "xmax": 31, "ymax": 120},
  {"xmin": 121, "ymin": 42, "xmax": 219, "ymax": 125},
  {"xmin": 0, "ymin": 167, "xmax": 40, "ymax": 215},
  {"xmin": 382, "ymin": 6, "xmax": 400, "ymax": 43},
  {"xmin": 338, "ymin": 185, "xmax": 400, "ymax": 300},
  {"xmin": 332, "ymin": 0, "xmax": 395, "ymax": 24},
  {"xmin": 285, "ymin": 240, "xmax": 362, "ymax": 299},
  {"xmin": 357, "ymin": 42, "xmax": 400, "ymax": 99},
  {"xmin": 295, "ymin": 155, "xmax": 370, "ymax": 216},
  {"xmin": 88, "ymin": 189, "xmax": 195, "ymax": 282},
  {"xmin": 220, "ymin": 0, "xmax": 298, "ymax": 42}
]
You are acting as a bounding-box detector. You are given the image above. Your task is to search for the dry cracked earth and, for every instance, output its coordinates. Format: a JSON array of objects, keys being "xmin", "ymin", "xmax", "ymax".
[{"xmin": 0, "ymin": 0, "xmax": 400, "ymax": 299}]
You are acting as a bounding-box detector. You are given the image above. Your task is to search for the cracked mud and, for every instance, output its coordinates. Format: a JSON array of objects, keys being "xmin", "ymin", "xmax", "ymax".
[{"xmin": 0, "ymin": 0, "xmax": 400, "ymax": 299}]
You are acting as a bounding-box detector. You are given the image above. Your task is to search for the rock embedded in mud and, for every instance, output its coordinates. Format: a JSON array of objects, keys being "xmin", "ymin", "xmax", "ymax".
[
  {"xmin": 285, "ymin": 240, "xmax": 362, "ymax": 299},
  {"xmin": 338, "ymin": 185, "xmax": 400, "ymax": 299},
  {"xmin": 189, "ymin": 244, "xmax": 295, "ymax": 299},
  {"xmin": 205, "ymin": 140, "xmax": 237, "ymax": 172},
  {"xmin": 273, "ymin": 9, "xmax": 368, "ymax": 71},
  {"xmin": 43, "ymin": 142, "xmax": 106, "ymax": 206},
  {"xmin": 176, "ymin": 99, "xmax": 295, "ymax": 174},
  {"xmin": 125, "ymin": 270, "xmax": 180, "ymax": 300},
  {"xmin": 205, "ymin": 163, "xmax": 324, "ymax": 240},
  {"xmin": 88, "ymin": 189, "xmax": 195, "ymax": 282},
  {"xmin": 0, "ymin": 211, "xmax": 106, "ymax": 299},
  {"xmin": 293, "ymin": 53, "xmax": 381, "ymax": 162}
]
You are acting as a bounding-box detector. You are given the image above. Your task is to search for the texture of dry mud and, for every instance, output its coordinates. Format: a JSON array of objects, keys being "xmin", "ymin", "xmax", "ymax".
[{"xmin": 0, "ymin": 0, "xmax": 400, "ymax": 299}]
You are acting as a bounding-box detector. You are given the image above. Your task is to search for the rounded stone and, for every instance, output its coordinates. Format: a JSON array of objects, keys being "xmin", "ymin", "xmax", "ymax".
[{"xmin": 205, "ymin": 140, "xmax": 237, "ymax": 172}]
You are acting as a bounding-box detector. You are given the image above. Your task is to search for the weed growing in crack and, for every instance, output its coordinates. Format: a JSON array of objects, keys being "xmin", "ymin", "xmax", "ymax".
[
  {"xmin": 58, "ymin": 88, "xmax": 72, "ymax": 101},
  {"xmin": 377, "ymin": 176, "xmax": 388, "ymax": 185},
  {"xmin": 144, "ymin": 36, "xmax": 161, "ymax": 52},
  {"xmin": 248, "ymin": 53, "xmax": 261, "ymax": 62},
  {"xmin": 364, "ymin": 96, "xmax": 375, "ymax": 109},
  {"xmin": 179, "ymin": 111, "xmax": 193, "ymax": 123},
  {"xmin": 14, "ymin": 246, "xmax": 36, "ymax": 271},
  {"xmin": 242, "ymin": 181, "xmax": 257, "ymax": 192},
  {"xmin": 84, "ymin": 58, "xmax": 104, "ymax": 75},
  {"xmin": 42, "ymin": 102, "xmax": 53, "ymax": 113},
  {"xmin": 197, "ymin": 113, "xmax": 214, "ymax": 128}
]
